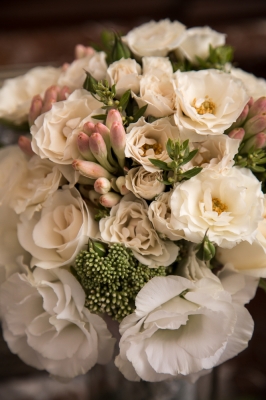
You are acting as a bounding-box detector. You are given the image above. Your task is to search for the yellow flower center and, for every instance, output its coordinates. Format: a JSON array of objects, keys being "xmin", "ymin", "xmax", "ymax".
[
  {"xmin": 141, "ymin": 143, "xmax": 163, "ymax": 156},
  {"xmin": 212, "ymin": 197, "xmax": 228, "ymax": 215},
  {"xmin": 192, "ymin": 96, "xmax": 216, "ymax": 115}
]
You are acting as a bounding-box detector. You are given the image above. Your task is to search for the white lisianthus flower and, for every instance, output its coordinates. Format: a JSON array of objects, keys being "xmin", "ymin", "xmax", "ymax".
[
  {"xmin": 174, "ymin": 69, "xmax": 249, "ymax": 135},
  {"xmin": 134, "ymin": 73, "xmax": 176, "ymax": 118},
  {"xmin": 106, "ymin": 58, "xmax": 141, "ymax": 98},
  {"xmin": 99, "ymin": 193, "xmax": 179, "ymax": 268},
  {"xmin": 0, "ymin": 66, "xmax": 61, "ymax": 124},
  {"xmin": 142, "ymin": 57, "xmax": 173, "ymax": 78},
  {"xmin": 0, "ymin": 267, "xmax": 115, "ymax": 379},
  {"xmin": 175, "ymin": 27, "xmax": 226, "ymax": 64},
  {"xmin": 178, "ymin": 251, "xmax": 218, "ymax": 282},
  {"xmin": 31, "ymin": 89, "xmax": 103, "ymax": 165},
  {"xmin": 123, "ymin": 19, "xmax": 185, "ymax": 58},
  {"xmin": 115, "ymin": 273, "xmax": 255, "ymax": 381},
  {"xmin": 230, "ymin": 67, "xmax": 266, "ymax": 100},
  {"xmin": 170, "ymin": 167, "xmax": 264, "ymax": 248},
  {"xmin": 125, "ymin": 117, "xmax": 180, "ymax": 172},
  {"xmin": 125, "ymin": 166, "xmax": 165, "ymax": 200},
  {"xmin": 58, "ymin": 52, "xmax": 107, "ymax": 89},
  {"xmin": 18, "ymin": 186, "xmax": 98, "ymax": 269},
  {"xmin": 148, "ymin": 191, "xmax": 184, "ymax": 241}
]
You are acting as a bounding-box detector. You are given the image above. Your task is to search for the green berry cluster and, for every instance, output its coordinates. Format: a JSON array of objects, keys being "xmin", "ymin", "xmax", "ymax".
[{"xmin": 73, "ymin": 242, "xmax": 166, "ymax": 321}]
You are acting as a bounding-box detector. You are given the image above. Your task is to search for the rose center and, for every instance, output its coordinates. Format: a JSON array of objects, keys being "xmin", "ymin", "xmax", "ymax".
[
  {"xmin": 141, "ymin": 143, "xmax": 163, "ymax": 156},
  {"xmin": 212, "ymin": 197, "xmax": 228, "ymax": 215},
  {"xmin": 192, "ymin": 97, "xmax": 216, "ymax": 115}
]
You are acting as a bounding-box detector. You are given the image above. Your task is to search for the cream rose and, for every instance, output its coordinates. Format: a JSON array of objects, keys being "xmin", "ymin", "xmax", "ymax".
[
  {"xmin": 106, "ymin": 58, "xmax": 141, "ymax": 97},
  {"xmin": 115, "ymin": 273, "xmax": 255, "ymax": 381},
  {"xmin": 0, "ymin": 66, "xmax": 61, "ymax": 124},
  {"xmin": 99, "ymin": 193, "xmax": 179, "ymax": 268},
  {"xmin": 230, "ymin": 67, "xmax": 266, "ymax": 100},
  {"xmin": 31, "ymin": 89, "xmax": 103, "ymax": 165},
  {"xmin": 174, "ymin": 69, "xmax": 249, "ymax": 135},
  {"xmin": 175, "ymin": 27, "xmax": 226, "ymax": 64},
  {"xmin": 123, "ymin": 19, "xmax": 185, "ymax": 58},
  {"xmin": 142, "ymin": 57, "xmax": 173, "ymax": 78},
  {"xmin": 0, "ymin": 267, "xmax": 115, "ymax": 379},
  {"xmin": 125, "ymin": 117, "xmax": 180, "ymax": 172},
  {"xmin": 58, "ymin": 52, "xmax": 107, "ymax": 89},
  {"xmin": 18, "ymin": 186, "xmax": 98, "ymax": 269},
  {"xmin": 125, "ymin": 166, "xmax": 165, "ymax": 200},
  {"xmin": 170, "ymin": 167, "xmax": 264, "ymax": 248}
]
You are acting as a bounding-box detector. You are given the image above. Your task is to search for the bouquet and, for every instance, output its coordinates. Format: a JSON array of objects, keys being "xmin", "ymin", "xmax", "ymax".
[{"xmin": 0, "ymin": 18, "xmax": 266, "ymax": 383}]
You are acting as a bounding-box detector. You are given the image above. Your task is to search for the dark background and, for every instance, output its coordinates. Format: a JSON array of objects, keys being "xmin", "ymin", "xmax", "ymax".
[{"xmin": 0, "ymin": 1, "xmax": 266, "ymax": 399}]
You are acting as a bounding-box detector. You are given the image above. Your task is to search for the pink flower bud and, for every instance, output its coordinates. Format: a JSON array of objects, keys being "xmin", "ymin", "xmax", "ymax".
[
  {"xmin": 62, "ymin": 63, "xmax": 69, "ymax": 72},
  {"xmin": 72, "ymin": 159, "xmax": 113, "ymax": 180},
  {"xmin": 88, "ymin": 189, "xmax": 101, "ymax": 205},
  {"xmin": 28, "ymin": 95, "xmax": 43, "ymax": 126},
  {"xmin": 41, "ymin": 85, "xmax": 60, "ymax": 113},
  {"xmin": 241, "ymin": 132, "xmax": 266, "ymax": 153},
  {"xmin": 106, "ymin": 109, "xmax": 123, "ymax": 129},
  {"xmin": 116, "ymin": 176, "xmax": 130, "ymax": 195},
  {"xmin": 82, "ymin": 121, "xmax": 96, "ymax": 136},
  {"xmin": 95, "ymin": 123, "xmax": 118, "ymax": 167},
  {"xmin": 256, "ymin": 132, "xmax": 266, "ymax": 148},
  {"xmin": 247, "ymin": 97, "xmax": 254, "ymax": 107},
  {"xmin": 228, "ymin": 127, "xmax": 245, "ymax": 140},
  {"xmin": 94, "ymin": 177, "xmax": 111, "ymax": 194},
  {"xmin": 99, "ymin": 192, "xmax": 122, "ymax": 208},
  {"xmin": 110, "ymin": 122, "xmax": 126, "ymax": 168},
  {"xmin": 18, "ymin": 136, "xmax": 34, "ymax": 156},
  {"xmin": 229, "ymin": 104, "xmax": 249, "ymax": 130},
  {"xmin": 75, "ymin": 44, "xmax": 95, "ymax": 59},
  {"xmin": 95, "ymin": 122, "xmax": 110, "ymax": 138},
  {"xmin": 243, "ymin": 115, "xmax": 266, "ymax": 138},
  {"xmin": 89, "ymin": 133, "xmax": 117, "ymax": 173},
  {"xmin": 58, "ymin": 86, "xmax": 71, "ymax": 101},
  {"xmin": 248, "ymin": 97, "xmax": 266, "ymax": 119},
  {"xmin": 77, "ymin": 132, "xmax": 97, "ymax": 162}
]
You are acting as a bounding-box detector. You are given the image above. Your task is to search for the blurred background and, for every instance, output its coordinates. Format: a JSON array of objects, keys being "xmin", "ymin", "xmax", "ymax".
[{"xmin": 0, "ymin": 0, "xmax": 266, "ymax": 399}]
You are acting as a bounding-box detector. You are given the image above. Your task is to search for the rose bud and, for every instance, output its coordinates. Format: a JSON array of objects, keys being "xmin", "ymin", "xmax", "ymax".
[
  {"xmin": 75, "ymin": 44, "xmax": 95, "ymax": 59},
  {"xmin": 72, "ymin": 159, "xmax": 114, "ymax": 180},
  {"xmin": 248, "ymin": 97, "xmax": 266, "ymax": 119},
  {"xmin": 89, "ymin": 132, "xmax": 118, "ymax": 173},
  {"xmin": 229, "ymin": 104, "xmax": 249, "ymax": 130},
  {"xmin": 243, "ymin": 115, "xmax": 266, "ymax": 138},
  {"xmin": 95, "ymin": 123, "xmax": 118, "ymax": 167},
  {"xmin": 94, "ymin": 177, "xmax": 111, "ymax": 194},
  {"xmin": 18, "ymin": 136, "xmax": 34, "ymax": 156},
  {"xmin": 99, "ymin": 192, "xmax": 122, "ymax": 208},
  {"xmin": 58, "ymin": 86, "xmax": 71, "ymax": 101},
  {"xmin": 82, "ymin": 121, "xmax": 96, "ymax": 136},
  {"xmin": 241, "ymin": 132, "xmax": 266, "ymax": 153},
  {"xmin": 110, "ymin": 122, "xmax": 126, "ymax": 168},
  {"xmin": 228, "ymin": 127, "xmax": 245, "ymax": 140},
  {"xmin": 247, "ymin": 97, "xmax": 254, "ymax": 107},
  {"xmin": 77, "ymin": 132, "xmax": 97, "ymax": 162},
  {"xmin": 28, "ymin": 95, "xmax": 43, "ymax": 126},
  {"xmin": 115, "ymin": 176, "xmax": 130, "ymax": 195},
  {"xmin": 41, "ymin": 85, "xmax": 60, "ymax": 113},
  {"xmin": 106, "ymin": 109, "xmax": 123, "ymax": 129}
]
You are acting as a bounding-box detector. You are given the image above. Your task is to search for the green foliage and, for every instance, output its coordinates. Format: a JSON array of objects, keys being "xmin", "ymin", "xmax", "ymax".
[
  {"xmin": 234, "ymin": 146, "xmax": 266, "ymax": 173},
  {"xmin": 195, "ymin": 230, "xmax": 216, "ymax": 262},
  {"xmin": 149, "ymin": 139, "xmax": 202, "ymax": 185},
  {"xmin": 73, "ymin": 242, "xmax": 167, "ymax": 321}
]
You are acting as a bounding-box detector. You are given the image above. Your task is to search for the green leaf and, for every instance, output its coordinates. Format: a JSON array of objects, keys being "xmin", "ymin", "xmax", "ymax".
[
  {"xmin": 250, "ymin": 165, "xmax": 266, "ymax": 173},
  {"xmin": 83, "ymin": 72, "xmax": 98, "ymax": 93},
  {"xmin": 119, "ymin": 89, "xmax": 131, "ymax": 111},
  {"xmin": 92, "ymin": 114, "xmax": 106, "ymax": 121},
  {"xmin": 166, "ymin": 139, "xmax": 175, "ymax": 158},
  {"xmin": 110, "ymin": 34, "xmax": 131, "ymax": 63},
  {"xmin": 133, "ymin": 105, "xmax": 148, "ymax": 122},
  {"xmin": 180, "ymin": 149, "xmax": 198, "ymax": 166},
  {"xmin": 180, "ymin": 167, "xmax": 202, "ymax": 179},
  {"xmin": 259, "ymin": 278, "xmax": 266, "ymax": 293},
  {"xmin": 149, "ymin": 159, "xmax": 171, "ymax": 170}
]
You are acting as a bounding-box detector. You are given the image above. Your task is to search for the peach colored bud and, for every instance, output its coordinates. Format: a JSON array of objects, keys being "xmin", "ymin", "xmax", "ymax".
[
  {"xmin": 106, "ymin": 109, "xmax": 123, "ymax": 129},
  {"xmin": 75, "ymin": 44, "xmax": 95, "ymax": 59},
  {"xmin": 115, "ymin": 176, "xmax": 130, "ymax": 195},
  {"xmin": 110, "ymin": 177, "xmax": 119, "ymax": 192},
  {"xmin": 18, "ymin": 136, "xmax": 34, "ymax": 156},
  {"xmin": 247, "ymin": 97, "xmax": 254, "ymax": 107},
  {"xmin": 95, "ymin": 122, "xmax": 118, "ymax": 167},
  {"xmin": 58, "ymin": 86, "xmax": 71, "ymax": 101},
  {"xmin": 228, "ymin": 127, "xmax": 245, "ymax": 140},
  {"xmin": 78, "ymin": 176, "xmax": 96, "ymax": 185},
  {"xmin": 28, "ymin": 95, "xmax": 43, "ymax": 126},
  {"xmin": 99, "ymin": 192, "xmax": 122, "ymax": 208},
  {"xmin": 89, "ymin": 133, "xmax": 117, "ymax": 173},
  {"xmin": 77, "ymin": 132, "xmax": 97, "ymax": 162},
  {"xmin": 41, "ymin": 85, "xmax": 60, "ymax": 113},
  {"xmin": 229, "ymin": 104, "xmax": 249, "ymax": 130},
  {"xmin": 88, "ymin": 189, "xmax": 101, "ymax": 205},
  {"xmin": 72, "ymin": 159, "xmax": 113, "ymax": 180},
  {"xmin": 244, "ymin": 115, "xmax": 266, "ymax": 138},
  {"xmin": 241, "ymin": 132, "xmax": 266, "ymax": 153},
  {"xmin": 110, "ymin": 121, "xmax": 126, "ymax": 168},
  {"xmin": 94, "ymin": 177, "xmax": 111, "ymax": 194},
  {"xmin": 248, "ymin": 97, "xmax": 266, "ymax": 119},
  {"xmin": 83, "ymin": 121, "xmax": 96, "ymax": 136}
]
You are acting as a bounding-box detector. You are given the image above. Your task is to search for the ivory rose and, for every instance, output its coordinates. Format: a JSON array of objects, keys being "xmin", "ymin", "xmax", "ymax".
[
  {"xmin": 125, "ymin": 166, "xmax": 165, "ymax": 200},
  {"xmin": 230, "ymin": 67, "xmax": 266, "ymax": 100},
  {"xmin": 0, "ymin": 267, "xmax": 115, "ymax": 378},
  {"xmin": 106, "ymin": 58, "xmax": 141, "ymax": 97},
  {"xmin": 99, "ymin": 193, "xmax": 179, "ymax": 268},
  {"xmin": 17, "ymin": 186, "xmax": 98, "ymax": 269}
]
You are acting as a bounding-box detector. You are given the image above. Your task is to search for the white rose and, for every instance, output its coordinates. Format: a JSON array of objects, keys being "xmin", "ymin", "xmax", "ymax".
[
  {"xmin": 11, "ymin": 155, "xmax": 64, "ymax": 219},
  {"xmin": 148, "ymin": 191, "xmax": 184, "ymax": 241},
  {"xmin": 123, "ymin": 19, "xmax": 185, "ymax": 58},
  {"xmin": 0, "ymin": 66, "xmax": 61, "ymax": 124},
  {"xmin": 142, "ymin": 57, "xmax": 173, "ymax": 78},
  {"xmin": 170, "ymin": 167, "xmax": 264, "ymax": 248},
  {"xmin": 0, "ymin": 267, "xmax": 115, "ymax": 379},
  {"xmin": 175, "ymin": 27, "xmax": 226, "ymax": 64},
  {"xmin": 230, "ymin": 67, "xmax": 266, "ymax": 100},
  {"xmin": 18, "ymin": 186, "xmax": 98, "ymax": 269},
  {"xmin": 106, "ymin": 58, "xmax": 141, "ymax": 97},
  {"xmin": 58, "ymin": 52, "xmax": 107, "ymax": 89},
  {"xmin": 99, "ymin": 193, "xmax": 179, "ymax": 268},
  {"xmin": 134, "ymin": 73, "xmax": 176, "ymax": 118},
  {"xmin": 115, "ymin": 273, "xmax": 254, "ymax": 381},
  {"xmin": 125, "ymin": 117, "xmax": 180, "ymax": 172},
  {"xmin": 174, "ymin": 69, "xmax": 249, "ymax": 135},
  {"xmin": 125, "ymin": 166, "xmax": 165, "ymax": 200},
  {"xmin": 31, "ymin": 89, "xmax": 103, "ymax": 165}
]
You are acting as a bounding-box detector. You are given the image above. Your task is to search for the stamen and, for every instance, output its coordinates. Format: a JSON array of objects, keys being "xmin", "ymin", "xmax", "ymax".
[
  {"xmin": 192, "ymin": 96, "xmax": 216, "ymax": 115},
  {"xmin": 141, "ymin": 143, "xmax": 163, "ymax": 156},
  {"xmin": 212, "ymin": 197, "xmax": 228, "ymax": 215}
]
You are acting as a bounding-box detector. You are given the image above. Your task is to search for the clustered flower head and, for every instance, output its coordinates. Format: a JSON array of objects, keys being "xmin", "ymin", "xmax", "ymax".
[{"xmin": 0, "ymin": 18, "xmax": 266, "ymax": 384}]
